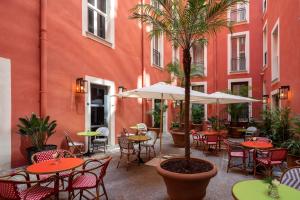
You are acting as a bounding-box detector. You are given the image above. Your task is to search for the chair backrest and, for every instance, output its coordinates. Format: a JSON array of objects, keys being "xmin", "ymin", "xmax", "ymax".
[
  {"xmin": 0, "ymin": 181, "xmax": 20, "ymax": 200},
  {"xmin": 205, "ymin": 135, "xmax": 218, "ymax": 142},
  {"xmin": 99, "ymin": 157, "xmax": 112, "ymax": 180},
  {"xmin": 96, "ymin": 127, "xmax": 109, "ymax": 137},
  {"xmin": 223, "ymin": 139, "xmax": 243, "ymax": 152},
  {"xmin": 32, "ymin": 149, "xmax": 74, "ymax": 163},
  {"xmin": 137, "ymin": 123, "xmax": 147, "ymax": 131},
  {"xmin": 64, "ymin": 131, "xmax": 75, "ymax": 147},
  {"xmin": 146, "ymin": 131, "xmax": 158, "ymax": 146},
  {"xmin": 270, "ymin": 148, "xmax": 287, "ymax": 161},
  {"xmin": 246, "ymin": 126, "xmax": 257, "ymax": 133},
  {"xmin": 118, "ymin": 135, "xmax": 134, "ymax": 150},
  {"xmin": 280, "ymin": 167, "xmax": 300, "ymax": 190}
]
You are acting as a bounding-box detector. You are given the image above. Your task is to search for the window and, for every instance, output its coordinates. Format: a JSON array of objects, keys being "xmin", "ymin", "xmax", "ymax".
[
  {"xmin": 83, "ymin": 0, "xmax": 115, "ymax": 46},
  {"xmin": 231, "ymin": 36, "xmax": 246, "ymax": 72},
  {"xmin": 263, "ymin": 0, "xmax": 267, "ymax": 13},
  {"xmin": 229, "ymin": 2, "xmax": 248, "ymax": 24},
  {"xmin": 151, "ymin": 1, "xmax": 164, "ymax": 68},
  {"xmin": 230, "ymin": 82, "xmax": 249, "ymax": 122},
  {"xmin": 271, "ymin": 20, "xmax": 279, "ymax": 81},
  {"xmin": 191, "ymin": 43, "xmax": 207, "ymax": 76},
  {"xmin": 263, "ymin": 24, "xmax": 268, "ymax": 67}
]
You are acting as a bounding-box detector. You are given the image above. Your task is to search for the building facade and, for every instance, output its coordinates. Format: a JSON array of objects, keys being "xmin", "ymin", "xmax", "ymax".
[{"xmin": 0, "ymin": 0, "xmax": 299, "ymax": 168}]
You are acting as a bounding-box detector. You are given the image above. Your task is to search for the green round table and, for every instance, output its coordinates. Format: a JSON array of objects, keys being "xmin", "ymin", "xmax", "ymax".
[
  {"xmin": 232, "ymin": 180, "xmax": 300, "ymax": 200},
  {"xmin": 77, "ymin": 131, "xmax": 102, "ymax": 156}
]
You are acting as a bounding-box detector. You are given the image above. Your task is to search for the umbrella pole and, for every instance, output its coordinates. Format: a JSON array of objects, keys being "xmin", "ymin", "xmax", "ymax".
[
  {"xmin": 217, "ymin": 99, "xmax": 220, "ymax": 131},
  {"xmin": 159, "ymin": 93, "xmax": 163, "ymax": 159}
]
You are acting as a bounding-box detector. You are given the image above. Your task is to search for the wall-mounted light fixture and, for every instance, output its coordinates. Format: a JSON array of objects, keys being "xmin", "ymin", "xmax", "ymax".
[
  {"xmin": 262, "ymin": 94, "xmax": 269, "ymax": 104},
  {"xmin": 76, "ymin": 78, "xmax": 88, "ymax": 93},
  {"xmin": 118, "ymin": 86, "xmax": 127, "ymax": 94},
  {"xmin": 279, "ymin": 85, "xmax": 290, "ymax": 100}
]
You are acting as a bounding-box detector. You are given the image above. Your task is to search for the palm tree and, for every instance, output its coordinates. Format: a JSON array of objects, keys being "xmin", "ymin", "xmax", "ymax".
[{"xmin": 130, "ymin": 0, "xmax": 246, "ymax": 163}]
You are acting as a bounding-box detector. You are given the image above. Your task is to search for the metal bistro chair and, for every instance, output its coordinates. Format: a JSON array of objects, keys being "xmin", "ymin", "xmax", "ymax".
[
  {"xmin": 244, "ymin": 126, "xmax": 258, "ymax": 141},
  {"xmin": 141, "ymin": 131, "xmax": 158, "ymax": 159},
  {"xmin": 64, "ymin": 131, "xmax": 85, "ymax": 157},
  {"xmin": 117, "ymin": 135, "xmax": 137, "ymax": 170},
  {"xmin": 203, "ymin": 135, "xmax": 219, "ymax": 154},
  {"xmin": 93, "ymin": 127, "xmax": 109, "ymax": 153},
  {"xmin": 137, "ymin": 123, "xmax": 148, "ymax": 135},
  {"xmin": 67, "ymin": 156, "xmax": 112, "ymax": 200},
  {"xmin": 0, "ymin": 171, "xmax": 59, "ymax": 200},
  {"xmin": 280, "ymin": 167, "xmax": 300, "ymax": 190},
  {"xmin": 191, "ymin": 129, "xmax": 204, "ymax": 148}
]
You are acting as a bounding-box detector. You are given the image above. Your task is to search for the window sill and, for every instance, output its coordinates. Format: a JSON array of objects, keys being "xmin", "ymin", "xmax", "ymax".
[
  {"xmin": 152, "ymin": 64, "xmax": 164, "ymax": 71},
  {"xmin": 231, "ymin": 21, "xmax": 249, "ymax": 26},
  {"xmin": 229, "ymin": 70, "xmax": 249, "ymax": 75},
  {"xmin": 85, "ymin": 32, "xmax": 113, "ymax": 48},
  {"xmin": 271, "ymin": 78, "xmax": 280, "ymax": 84}
]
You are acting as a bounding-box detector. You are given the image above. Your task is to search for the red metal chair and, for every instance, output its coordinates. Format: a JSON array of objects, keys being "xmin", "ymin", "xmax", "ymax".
[
  {"xmin": 254, "ymin": 148, "xmax": 288, "ymax": 176},
  {"xmin": 191, "ymin": 130, "xmax": 204, "ymax": 148},
  {"xmin": 0, "ymin": 170, "xmax": 58, "ymax": 200},
  {"xmin": 223, "ymin": 139, "xmax": 248, "ymax": 173},
  {"xmin": 31, "ymin": 149, "xmax": 75, "ymax": 189},
  {"xmin": 203, "ymin": 135, "xmax": 219, "ymax": 153},
  {"xmin": 67, "ymin": 156, "xmax": 112, "ymax": 200}
]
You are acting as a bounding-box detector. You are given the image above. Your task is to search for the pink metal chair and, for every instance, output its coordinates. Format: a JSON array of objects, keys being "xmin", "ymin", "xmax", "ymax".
[
  {"xmin": 31, "ymin": 149, "xmax": 75, "ymax": 189},
  {"xmin": 0, "ymin": 170, "xmax": 58, "ymax": 200},
  {"xmin": 254, "ymin": 148, "xmax": 288, "ymax": 176},
  {"xmin": 191, "ymin": 130, "xmax": 204, "ymax": 148},
  {"xmin": 67, "ymin": 156, "xmax": 112, "ymax": 200},
  {"xmin": 223, "ymin": 139, "xmax": 248, "ymax": 174},
  {"xmin": 203, "ymin": 135, "xmax": 219, "ymax": 153}
]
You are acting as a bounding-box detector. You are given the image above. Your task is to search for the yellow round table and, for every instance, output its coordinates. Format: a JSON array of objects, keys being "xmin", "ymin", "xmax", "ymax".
[
  {"xmin": 232, "ymin": 180, "xmax": 300, "ymax": 200},
  {"xmin": 77, "ymin": 131, "xmax": 101, "ymax": 156},
  {"xmin": 128, "ymin": 135, "xmax": 151, "ymax": 164}
]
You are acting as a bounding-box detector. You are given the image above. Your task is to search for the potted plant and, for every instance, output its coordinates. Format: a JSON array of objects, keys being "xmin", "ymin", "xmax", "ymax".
[
  {"xmin": 18, "ymin": 113, "xmax": 57, "ymax": 163},
  {"xmin": 191, "ymin": 105, "xmax": 204, "ymax": 130},
  {"xmin": 148, "ymin": 103, "xmax": 167, "ymax": 138},
  {"xmin": 131, "ymin": 0, "xmax": 244, "ymax": 199},
  {"xmin": 281, "ymin": 139, "xmax": 300, "ymax": 167}
]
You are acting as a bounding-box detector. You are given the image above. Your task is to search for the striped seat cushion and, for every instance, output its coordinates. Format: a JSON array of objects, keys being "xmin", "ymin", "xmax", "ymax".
[
  {"xmin": 281, "ymin": 168, "xmax": 300, "ymax": 190},
  {"xmin": 19, "ymin": 185, "xmax": 54, "ymax": 200},
  {"xmin": 256, "ymin": 158, "xmax": 282, "ymax": 165},
  {"xmin": 71, "ymin": 175, "xmax": 97, "ymax": 189}
]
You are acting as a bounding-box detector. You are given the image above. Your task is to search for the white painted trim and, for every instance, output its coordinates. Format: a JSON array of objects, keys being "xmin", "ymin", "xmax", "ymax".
[
  {"xmin": 150, "ymin": 33, "xmax": 164, "ymax": 68},
  {"xmin": 270, "ymin": 89, "xmax": 281, "ymax": 109},
  {"xmin": 227, "ymin": 31, "xmax": 250, "ymax": 74},
  {"xmin": 228, "ymin": 78, "xmax": 253, "ymax": 120},
  {"xmin": 151, "ymin": 99, "xmax": 168, "ymax": 134},
  {"xmin": 263, "ymin": 0, "xmax": 268, "ymax": 13},
  {"xmin": 82, "ymin": 0, "xmax": 116, "ymax": 48},
  {"xmin": 84, "ymin": 75, "xmax": 116, "ymax": 147},
  {"xmin": 0, "ymin": 57, "xmax": 11, "ymax": 170},
  {"xmin": 227, "ymin": 2, "xmax": 250, "ymax": 24},
  {"xmin": 271, "ymin": 18, "xmax": 280, "ymax": 82},
  {"xmin": 204, "ymin": 44, "xmax": 208, "ymax": 76},
  {"xmin": 263, "ymin": 20, "xmax": 268, "ymax": 67},
  {"xmin": 191, "ymin": 82, "xmax": 208, "ymax": 121}
]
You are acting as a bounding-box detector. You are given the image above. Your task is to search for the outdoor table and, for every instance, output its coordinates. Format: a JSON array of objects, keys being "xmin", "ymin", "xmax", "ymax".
[
  {"xmin": 241, "ymin": 140, "xmax": 273, "ymax": 172},
  {"xmin": 77, "ymin": 131, "xmax": 101, "ymax": 156},
  {"xmin": 232, "ymin": 179, "xmax": 300, "ymax": 200},
  {"xmin": 128, "ymin": 135, "xmax": 151, "ymax": 164},
  {"xmin": 27, "ymin": 158, "xmax": 84, "ymax": 198}
]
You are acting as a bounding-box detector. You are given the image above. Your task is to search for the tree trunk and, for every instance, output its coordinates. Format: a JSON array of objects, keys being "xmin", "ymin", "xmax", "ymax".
[{"xmin": 183, "ymin": 48, "xmax": 191, "ymax": 161}]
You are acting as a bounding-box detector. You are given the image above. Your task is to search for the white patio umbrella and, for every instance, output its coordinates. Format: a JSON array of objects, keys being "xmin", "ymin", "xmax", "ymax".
[
  {"xmin": 192, "ymin": 92, "xmax": 260, "ymax": 128},
  {"xmin": 117, "ymin": 82, "xmax": 215, "ymax": 156}
]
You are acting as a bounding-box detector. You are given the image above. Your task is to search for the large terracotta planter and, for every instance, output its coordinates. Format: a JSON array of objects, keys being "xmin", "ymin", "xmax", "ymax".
[
  {"xmin": 157, "ymin": 157, "xmax": 217, "ymax": 200},
  {"xmin": 287, "ymin": 154, "xmax": 300, "ymax": 167},
  {"xmin": 170, "ymin": 131, "xmax": 185, "ymax": 147}
]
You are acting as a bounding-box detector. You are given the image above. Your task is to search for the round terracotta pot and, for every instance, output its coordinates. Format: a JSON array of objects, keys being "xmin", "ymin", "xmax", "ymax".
[
  {"xmin": 156, "ymin": 157, "xmax": 218, "ymax": 200},
  {"xmin": 170, "ymin": 131, "xmax": 185, "ymax": 147}
]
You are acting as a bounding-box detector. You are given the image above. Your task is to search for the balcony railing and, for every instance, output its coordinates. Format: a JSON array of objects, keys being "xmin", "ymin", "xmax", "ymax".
[
  {"xmin": 191, "ymin": 61, "xmax": 205, "ymax": 76},
  {"xmin": 230, "ymin": 8, "xmax": 247, "ymax": 23},
  {"xmin": 153, "ymin": 49, "xmax": 161, "ymax": 67},
  {"xmin": 231, "ymin": 57, "xmax": 246, "ymax": 72}
]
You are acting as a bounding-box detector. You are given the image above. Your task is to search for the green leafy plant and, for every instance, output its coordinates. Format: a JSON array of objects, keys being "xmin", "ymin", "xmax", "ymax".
[
  {"xmin": 18, "ymin": 113, "xmax": 57, "ymax": 150},
  {"xmin": 191, "ymin": 105, "xmax": 204, "ymax": 124},
  {"xmin": 291, "ymin": 115, "xmax": 300, "ymax": 136},
  {"xmin": 150, "ymin": 104, "xmax": 168, "ymax": 128},
  {"xmin": 260, "ymin": 109, "xmax": 273, "ymax": 137},
  {"xmin": 208, "ymin": 116, "xmax": 226, "ymax": 131},
  {"xmin": 130, "ymin": 0, "xmax": 246, "ymax": 162},
  {"xmin": 171, "ymin": 121, "xmax": 180, "ymax": 129},
  {"xmin": 281, "ymin": 139, "xmax": 300, "ymax": 157}
]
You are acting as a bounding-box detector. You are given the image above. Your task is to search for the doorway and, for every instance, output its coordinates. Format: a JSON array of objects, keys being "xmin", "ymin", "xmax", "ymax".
[{"xmin": 152, "ymin": 99, "xmax": 168, "ymax": 134}]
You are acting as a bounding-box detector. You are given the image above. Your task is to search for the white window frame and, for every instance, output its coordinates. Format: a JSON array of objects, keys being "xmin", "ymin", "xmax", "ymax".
[
  {"xmin": 82, "ymin": 0, "xmax": 115, "ymax": 48},
  {"xmin": 271, "ymin": 19, "xmax": 280, "ymax": 82},
  {"xmin": 263, "ymin": 0, "xmax": 268, "ymax": 13},
  {"xmin": 228, "ymin": 78, "xmax": 253, "ymax": 121},
  {"xmin": 191, "ymin": 82, "xmax": 208, "ymax": 121},
  {"xmin": 227, "ymin": 2, "xmax": 250, "ymax": 24},
  {"xmin": 190, "ymin": 43, "xmax": 207, "ymax": 76},
  {"xmin": 227, "ymin": 31, "xmax": 250, "ymax": 74},
  {"xmin": 263, "ymin": 20, "xmax": 268, "ymax": 68}
]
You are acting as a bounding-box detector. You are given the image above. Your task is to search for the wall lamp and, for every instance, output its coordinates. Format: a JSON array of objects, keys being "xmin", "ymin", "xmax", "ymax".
[
  {"xmin": 279, "ymin": 85, "xmax": 290, "ymax": 100},
  {"xmin": 262, "ymin": 94, "xmax": 269, "ymax": 104},
  {"xmin": 118, "ymin": 86, "xmax": 127, "ymax": 94},
  {"xmin": 76, "ymin": 78, "xmax": 88, "ymax": 93}
]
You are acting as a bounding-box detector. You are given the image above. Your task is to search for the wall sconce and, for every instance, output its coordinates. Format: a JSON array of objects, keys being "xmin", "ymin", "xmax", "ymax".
[
  {"xmin": 118, "ymin": 86, "xmax": 127, "ymax": 94},
  {"xmin": 279, "ymin": 85, "xmax": 290, "ymax": 100},
  {"xmin": 262, "ymin": 94, "xmax": 269, "ymax": 104},
  {"xmin": 76, "ymin": 78, "xmax": 88, "ymax": 93}
]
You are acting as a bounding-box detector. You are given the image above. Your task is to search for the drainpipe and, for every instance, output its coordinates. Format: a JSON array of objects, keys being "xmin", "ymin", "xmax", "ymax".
[
  {"xmin": 141, "ymin": 0, "xmax": 145, "ymax": 122},
  {"xmin": 40, "ymin": 0, "xmax": 47, "ymax": 117}
]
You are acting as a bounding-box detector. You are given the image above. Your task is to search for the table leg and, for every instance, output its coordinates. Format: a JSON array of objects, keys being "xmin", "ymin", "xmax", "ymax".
[
  {"xmin": 137, "ymin": 142, "xmax": 145, "ymax": 164},
  {"xmin": 84, "ymin": 136, "xmax": 93, "ymax": 157}
]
